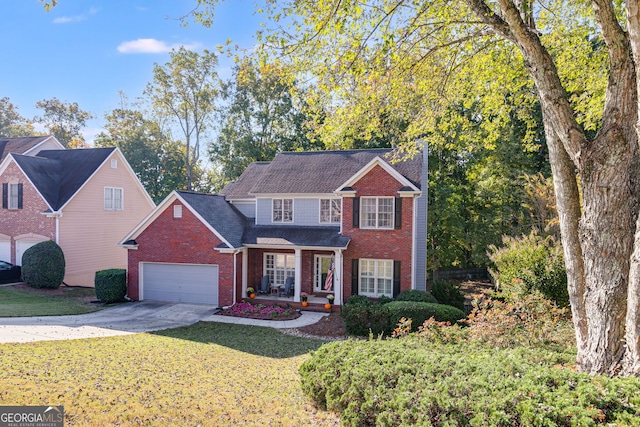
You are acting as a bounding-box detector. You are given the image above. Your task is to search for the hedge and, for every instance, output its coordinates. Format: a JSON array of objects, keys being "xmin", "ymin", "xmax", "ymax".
[
  {"xmin": 95, "ymin": 269, "xmax": 127, "ymax": 303},
  {"xmin": 396, "ymin": 289, "xmax": 438, "ymax": 304},
  {"xmin": 386, "ymin": 301, "xmax": 465, "ymax": 332},
  {"xmin": 21, "ymin": 240, "xmax": 65, "ymax": 289}
]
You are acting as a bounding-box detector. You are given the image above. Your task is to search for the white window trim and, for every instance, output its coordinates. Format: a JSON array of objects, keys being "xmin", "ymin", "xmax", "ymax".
[
  {"xmin": 360, "ymin": 197, "xmax": 394, "ymax": 229},
  {"xmin": 272, "ymin": 198, "xmax": 293, "ymax": 223},
  {"xmin": 264, "ymin": 253, "xmax": 296, "ymax": 287},
  {"xmin": 173, "ymin": 205, "xmax": 183, "ymax": 218},
  {"xmin": 104, "ymin": 187, "xmax": 124, "ymax": 211},
  {"xmin": 359, "ymin": 258, "xmax": 393, "ymax": 297},
  {"xmin": 319, "ymin": 198, "xmax": 342, "ymax": 224},
  {"xmin": 8, "ymin": 183, "xmax": 19, "ymax": 210},
  {"xmin": 110, "ymin": 159, "xmax": 118, "ymax": 169}
]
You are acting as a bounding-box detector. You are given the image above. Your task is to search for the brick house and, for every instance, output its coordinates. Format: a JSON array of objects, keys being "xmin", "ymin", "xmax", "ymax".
[
  {"xmin": 121, "ymin": 148, "xmax": 428, "ymax": 307},
  {"xmin": 0, "ymin": 138, "xmax": 155, "ymax": 286}
]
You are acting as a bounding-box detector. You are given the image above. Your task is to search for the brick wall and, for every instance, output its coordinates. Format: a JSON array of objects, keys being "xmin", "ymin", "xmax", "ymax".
[
  {"xmin": 0, "ymin": 162, "xmax": 56, "ymax": 264},
  {"xmin": 127, "ymin": 199, "xmax": 236, "ymax": 306},
  {"xmin": 342, "ymin": 164, "xmax": 414, "ymax": 300}
]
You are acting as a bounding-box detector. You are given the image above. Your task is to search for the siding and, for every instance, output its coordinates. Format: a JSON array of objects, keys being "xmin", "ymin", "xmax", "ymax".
[
  {"xmin": 255, "ymin": 197, "xmax": 338, "ymax": 226},
  {"xmin": 58, "ymin": 151, "xmax": 154, "ymax": 286},
  {"xmin": 230, "ymin": 200, "xmax": 255, "ymax": 218}
]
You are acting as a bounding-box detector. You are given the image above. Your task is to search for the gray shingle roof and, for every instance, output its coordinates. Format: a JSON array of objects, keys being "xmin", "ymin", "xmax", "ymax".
[
  {"xmin": 243, "ymin": 225, "xmax": 350, "ymax": 249},
  {"xmin": 12, "ymin": 148, "xmax": 115, "ymax": 211},
  {"xmin": 0, "ymin": 136, "xmax": 53, "ymax": 162},
  {"xmin": 177, "ymin": 191, "xmax": 247, "ymax": 248},
  {"xmin": 220, "ymin": 162, "xmax": 271, "ymax": 200},
  {"xmin": 222, "ymin": 149, "xmax": 422, "ymax": 197}
]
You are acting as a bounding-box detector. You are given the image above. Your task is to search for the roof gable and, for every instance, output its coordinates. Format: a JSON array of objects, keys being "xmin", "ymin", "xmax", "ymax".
[
  {"xmin": 239, "ymin": 149, "xmax": 422, "ymax": 196},
  {"xmin": 337, "ymin": 156, "xmax": 420, "ymax": 193},
  {"xmin": 220, "ymin": 162, "xmax": 271, "ymax": 200},
  {"xmin": 0, "ymin": 136, "xmax": 63, "ymax": 162}
]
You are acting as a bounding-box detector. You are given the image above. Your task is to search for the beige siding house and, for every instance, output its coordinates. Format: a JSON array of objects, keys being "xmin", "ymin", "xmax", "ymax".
[{"xmin": 0, "ymin": 141, "xmax": 155, "ymax": 286}]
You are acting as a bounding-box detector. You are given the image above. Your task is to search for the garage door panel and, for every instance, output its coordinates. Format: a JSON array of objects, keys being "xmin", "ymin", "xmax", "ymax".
[
  {"xmin": 0, "ymin": 241, "xmax": 10, "ymax": 263},
  {"xmin": 142, "ymin": 263, "xmax": 218, "ymax": 305}
]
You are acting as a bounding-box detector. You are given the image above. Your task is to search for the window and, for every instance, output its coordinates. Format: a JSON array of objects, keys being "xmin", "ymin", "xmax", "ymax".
[
  {"xmin": 104, "ymin": 187, "xmax": 123, "ymax": 211},
  {"xmin": 361, "ymin": 197, "xmax": 394, "ymax": 229},
  {"xmin": 272, "ymin": 199, "xmax": 293, "ymax": 222},
  {"xmin": 110, "ymin": 159, "xmax": 118, "ymax": 169},
  {"xmin": 173, "ymin": 205, "xmax": 183, "ymax": 218},
  {"xmin": 3, "ymin": 183, "xmax": 22, "ymax": 210},
  {"xmin": 320, "ymin": 199, "xmax": 341, "ymax": 224},
  {"xmin": 359, "ymin": 259, "xmax": 393, "ymax": 297},
  {"xmin": 264, "ymin": 253, "xmax": 295, "ymax": 287}
]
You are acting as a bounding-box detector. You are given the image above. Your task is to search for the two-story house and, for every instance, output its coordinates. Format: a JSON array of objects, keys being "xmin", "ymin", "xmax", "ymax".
[
  {"xmin": 120, "ymin": 148, "xmax": 427, "ymax": 307},
  {"xmin": 0, "ymin": 140, "xmax": 155, "ymax": 286}
]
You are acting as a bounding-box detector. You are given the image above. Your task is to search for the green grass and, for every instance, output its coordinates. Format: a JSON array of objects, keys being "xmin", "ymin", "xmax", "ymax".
[
  {"xmin": 0, "ymin": 322, "xmax": 340, "ymax": 426},
  {"xmin": 0, "ymin": 285, "xmax": 101, "ymax": 317}
]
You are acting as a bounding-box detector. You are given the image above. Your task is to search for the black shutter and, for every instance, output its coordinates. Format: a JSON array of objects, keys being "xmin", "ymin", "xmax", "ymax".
[
  {"xmin": 2, "ymin": 183, "xmax": 6, "ymax": 209},
  {"xmin": 394, "ymin": 197, "xmax": 402, "ymax": 229},
  {"xmin": 393, "ymin": 261, "xmax": 401, "ymax": 298},
  {"xmin": 352, "ymin": 197, "xmax": 360, "ymax": 228},
  {"xmin": 351, "ymin": 258, "xmax": 359, "ymax": 296},
  {"xmin": 17, "ymin": 183, "xmax": 23, "ymax": 209}
]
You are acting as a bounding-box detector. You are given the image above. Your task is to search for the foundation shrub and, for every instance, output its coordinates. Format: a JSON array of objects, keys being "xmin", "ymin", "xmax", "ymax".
[
  {"xmin": 95, "ymin": 269, "xmax": 127, "ymax": 303},
  {"xmin": 21, "ymin": 240, "xmax": 65, "ymax": 289},
  {"xmin": 341, "ymin": 302, "xmax": 389, "ymax": 336},
  {"xmin": 396, "ymin": 289, "xmax": 438, "ymax": 304},
  {"xmin": 299, "ymin": 338, "xmax": 640, "ymax": 427},
  {"xmin": 430, "ymin": 280, "xmax": 465, "ymax": 310},
  {"xmin": 386, "ymin": 301, "xmax": 465, "ymax": 333}
]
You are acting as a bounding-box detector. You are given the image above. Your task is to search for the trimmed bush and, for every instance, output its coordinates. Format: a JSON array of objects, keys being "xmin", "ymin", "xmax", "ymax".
[
  {"xmin": 386, "ymin": 301, "xmax": 465, "ymax": 332},
  {"xmin": 341, "ymin": 303, "xmax": 389, "ymax": 336},
  {"xmin": 431, "ymin": 280, "xmax": 465, "ymax": 310},
  {"xmin": 95, "ymin": 269, "xmax": 126, "ymax": 303},
  {"xmin": 345, "ymin": 295, "xmax": 372, "ymax": 306},
  {"xmin": 396, "ymin": 289, "xmax": 438, "ymax": 304},
  {"xmin": 21, "ymin": 240, "xmax": 65, "ymax": 289},
  {"xmin": 300, "ymin": 338, "xmax": 640, "ymax": 427},
  {"xmin": 376, "ymin": 295, "xmax": 394, "ymax": 305}
]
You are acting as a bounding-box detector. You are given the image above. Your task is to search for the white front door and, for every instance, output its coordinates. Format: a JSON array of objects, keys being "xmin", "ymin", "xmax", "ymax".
[{"xmin": 314, "ymin": 255, "xmax": 334, "ymax": 292}]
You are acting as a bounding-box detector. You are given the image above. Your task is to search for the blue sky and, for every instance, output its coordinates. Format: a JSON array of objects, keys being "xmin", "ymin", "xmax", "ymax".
[{"xmin": 0, "ymin": 0, "xmax": 264, "ymax": 141}]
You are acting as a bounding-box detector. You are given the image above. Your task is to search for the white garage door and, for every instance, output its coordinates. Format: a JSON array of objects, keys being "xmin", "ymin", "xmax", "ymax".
[
  {"xmin": 16, "ymin": 238, "xmax": 48, "ymax": 266},
  {"xmin": 0, "ymin": 240, "xmax": 10, "ymax": 263},
  {"xmin": 142, "ymin": 263, "xmax": 219, "ymax": 305}
]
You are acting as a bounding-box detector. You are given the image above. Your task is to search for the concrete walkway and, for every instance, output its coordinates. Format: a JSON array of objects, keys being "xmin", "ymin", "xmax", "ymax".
[{"xmin": 0, "ymin": 301, "xmax": 328, "ymax": 344}]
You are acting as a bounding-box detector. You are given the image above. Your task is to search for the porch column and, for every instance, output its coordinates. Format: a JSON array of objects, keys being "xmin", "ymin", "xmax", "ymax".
[
  {"xmin": 294, "ymin": 248, "xmax": 302, "ymax": 302},
  {"xmin": 242, "ymin": 249, "xmax": 248, "ymax": 299},
  {"xmin": 334, "ymin": 249, "xmax": 343, "ymax": 305}
]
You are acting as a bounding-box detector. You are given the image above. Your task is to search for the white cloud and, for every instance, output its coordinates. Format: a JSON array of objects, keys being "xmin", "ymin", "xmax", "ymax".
[
  {"xmin": 117, "ymin": 38, "xmax": 202, "ymax": 54},
  {"xmin": 53, "ymin": 7, "xmax": 98, "ymax": 24}
]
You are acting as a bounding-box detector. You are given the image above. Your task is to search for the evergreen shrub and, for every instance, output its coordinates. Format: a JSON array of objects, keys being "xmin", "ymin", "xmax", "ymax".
[
  {"xmin": 386, "ymin": 301, "xmax": 465, "ymax": 332},
  {"xmin": 396, "ymin": 289, "xmax": 438, "ymax": 304},
  {"xmin": 95, "ymin": 269, "xmax": 127, "ymax": 303},
  {"xmin": 430, "ymin": 280, "xmax": 465, "ymax": 310},
  {"xmin": 21, "ymin": 240, "xmax": 65, "ymax": 289}
]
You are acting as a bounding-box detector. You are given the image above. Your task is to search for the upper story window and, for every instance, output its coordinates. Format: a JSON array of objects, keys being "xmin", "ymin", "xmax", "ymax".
[
  {"xmin": 2, "ymin": 183, "xmax": 23, "ymax": 210},
  {"xmin": 320, "ymin": 199, "xmax": 341, "ymax": 224},
  {"xmin": 361, "ymin": 197, "xmax": 394, "ymax": 229},
  {"xmin": 104, "ymin": 187, "xmax": 123, "ymax": 211},
  {"xmin": 272, "ymin": 198, "xmax": 293, "ymax": 223}
]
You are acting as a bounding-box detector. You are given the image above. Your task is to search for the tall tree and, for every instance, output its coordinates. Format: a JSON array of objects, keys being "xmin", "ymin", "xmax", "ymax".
[
  {"xmin": 0, "ymin": 97, "xmax": 35, "ymax": 137},
  {"xmin": 192, "ymin": 0, "xmax": 640, "ymax": 375},
  {"xmin": 144, "ymin": 47, "xmax": 220, "ymax": 190},
  {"xmin": 34, "ymin": 97, "xmax": 93, "ymax": 147},
  {"xmin": 95, "ymin": 105, "xmax": 188, "ymax": 203},
  {"xmin": 210, "ymin": 58, "xmax": 323, "ymax": 182}
]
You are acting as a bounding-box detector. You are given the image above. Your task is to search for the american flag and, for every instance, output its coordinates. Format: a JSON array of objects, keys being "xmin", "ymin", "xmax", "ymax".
[{"xmin": 324, "ymin": 258, "xmax": 335, "ymax": 291}]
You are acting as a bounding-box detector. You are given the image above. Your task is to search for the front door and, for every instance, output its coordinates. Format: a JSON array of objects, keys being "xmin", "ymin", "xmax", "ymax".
[{"xmin": 314, "ymin": 255, "xmax": 334, "ymax": 292}]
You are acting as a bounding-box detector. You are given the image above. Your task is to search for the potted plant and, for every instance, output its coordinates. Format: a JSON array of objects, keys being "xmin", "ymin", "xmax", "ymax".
[
  {"xmin": 301, "ymin": 292, "xmax": 308, "ymax": 307},
  {"xmin": 246, "ymin": 287, "xmax": 256, "ymax": 298},
  {"xmin": 324, "ymin": 294, "xmax": 335, "ymax": 310}
]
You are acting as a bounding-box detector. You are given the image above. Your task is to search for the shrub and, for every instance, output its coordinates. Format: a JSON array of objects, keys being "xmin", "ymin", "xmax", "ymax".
[
  {"xmin": 95, "ymin": 269, "xmax": 126, "ymax": 303},
  {"xmin": 341, "ymin": 303, "xmax": 389, "ymax": 336},
  {"xmin": 430, "ymin": 280, "xmax": 465, "ymax": 310},
  {"xmin": 300, "ymin": 338, "xmax": 640, "ymax": 427},
  {"xmin": 344, "ymin": 295, "xmax": 372, "ymax": 306},
  {"xmin": 376, "ymin": 295, "xmax": 394, "ymax": 305},
  {"xmin": 386, "ymin": 301, "xmax": 465, "ymax": 332},
  {"xmin": 21, "ymin": 240, "xmax": 65, "ymax": 289},
  {"xmin": 488, "ymin": 231, "xmax": 569, "ymax": 306},
  {"xmin": 396, "ymin": 289, "xmax": 438, "ymax": 304}
]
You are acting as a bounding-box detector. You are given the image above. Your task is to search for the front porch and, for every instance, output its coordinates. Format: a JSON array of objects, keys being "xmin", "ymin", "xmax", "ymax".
[{"xmin": 245, "ymin": 293, "xmax": 338, "ymax": 312}]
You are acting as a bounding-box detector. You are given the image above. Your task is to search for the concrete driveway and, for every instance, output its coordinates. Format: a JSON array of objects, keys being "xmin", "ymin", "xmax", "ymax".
[
  {"xmin": 0, "ymin": 301, "xmax": 329, "ymax": 344},
  {"xmin": 0, "ymin": 301, "xmax": 217, "ymax": 343}
]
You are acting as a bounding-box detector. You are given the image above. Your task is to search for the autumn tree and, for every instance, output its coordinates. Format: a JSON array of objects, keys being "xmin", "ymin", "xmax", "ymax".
[
  {"xmin": 0, "ymin": 97, "xmax": 35, "ymax": 137},
  {"xmin": 34, "ymin": 97, "xmax": 93, "ymax": 147},
  {"xmin": 190, "ymin": 0, "xmax": 640, "ymax": 376},
  {"xmin": 144, "ymin": 47, "xmax": 221, "ymax": 190},
  {"xmin": 210, "ymin": 58, "xmax": 323, "ymax": 182}
]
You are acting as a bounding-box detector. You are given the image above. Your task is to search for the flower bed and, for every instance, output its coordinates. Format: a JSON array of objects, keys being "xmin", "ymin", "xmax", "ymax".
[{"xmin": 218, "ymin": 301, "xmax": 301, "ymax": 320}]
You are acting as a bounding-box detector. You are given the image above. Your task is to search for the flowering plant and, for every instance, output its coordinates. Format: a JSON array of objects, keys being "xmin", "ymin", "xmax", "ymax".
[
  {"xmin": 246, "ymin": 287, "xmax": 255, "ymax": 296},
  {"xmin": 301, "ymin": 292, "xmax": 308, "ymax": 302},
  {"xmin": 327, "ymin": 294, "xmax": 335, "ymax": 304},
  {"xmin": 219, "ymin": 302, "xmax": 299, "ymax": 320}
]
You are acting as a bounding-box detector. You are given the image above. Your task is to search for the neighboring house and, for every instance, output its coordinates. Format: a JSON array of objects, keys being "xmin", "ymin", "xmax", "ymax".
[
  {"xmin": 0, "ymin": 141, "xmax": 155, "ymax": 286},
  {"xmin": 0, "ymin": 135, "xmax": 65, "ymax": 163},
  {"xmin": 121, "ymin": 148, "xmax": 428, "ymax": 307}
]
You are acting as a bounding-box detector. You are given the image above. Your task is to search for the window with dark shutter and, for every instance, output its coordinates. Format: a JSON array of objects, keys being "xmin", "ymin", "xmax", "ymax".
[
  {"xmin": 351, "ymin": 258, "xmax": 359, "ymax": 296},
  {"xmin": 393, "ymin": 261, "xmax": 401, "ymax": 298},
  {"xmin": 394, "ymin": 197, "xmax": 402, "ymax": 229},
  {"xmin": 2, "ymin": 183, "xmax": 7, "ymax": 209},
  {"xmin": 17, "ymin": 183, "xmax": 23, "ymax": 209},
  {"xmin": 352, "ymin": 197, "xmax": 360, "ymax": 227}
]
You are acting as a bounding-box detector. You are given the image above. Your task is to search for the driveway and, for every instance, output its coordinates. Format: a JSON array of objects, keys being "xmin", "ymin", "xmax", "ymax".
[{"xmin": 0, "ymin": 301, "xmax": 328, "ymax": 343}]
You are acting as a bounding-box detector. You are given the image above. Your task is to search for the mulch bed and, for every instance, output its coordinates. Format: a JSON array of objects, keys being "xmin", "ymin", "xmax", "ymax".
[{"xmin": 217, "ymin": 302, "xmax": 302, "ymax": 321}]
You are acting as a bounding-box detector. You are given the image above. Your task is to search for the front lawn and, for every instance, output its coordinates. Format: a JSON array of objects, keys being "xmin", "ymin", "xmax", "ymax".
[
  {"xmin": 0, "ymin": 285, "xmax": 100, "ymax": 317},
  {"xmin": 0, "ymin": 322, "xmax": 341, "ymax": 426}
]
